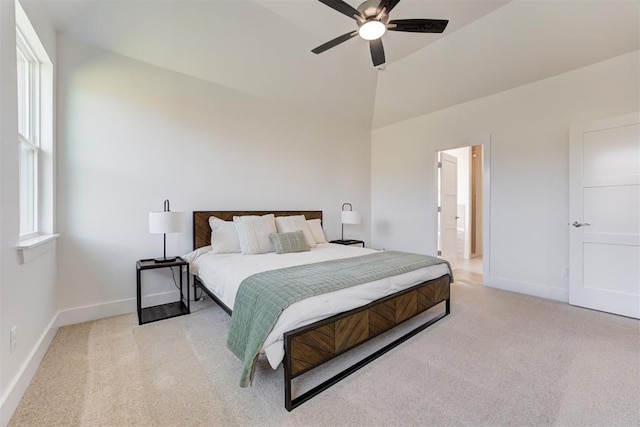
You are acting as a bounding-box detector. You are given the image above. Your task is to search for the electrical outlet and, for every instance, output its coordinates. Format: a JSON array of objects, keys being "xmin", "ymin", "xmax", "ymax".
[{"xmin": 10, "ymin": 326, "xmax": 17, "ymax": 353}]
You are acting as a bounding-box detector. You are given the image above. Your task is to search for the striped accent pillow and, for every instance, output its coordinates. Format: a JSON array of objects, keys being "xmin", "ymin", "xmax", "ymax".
[
  {"xmin": 269, "ymin": 231, "xmax": 310, "ymax": 254},
  {"xmin": 233, "ymin": 214, "xmax": 277, "ymax": 255}
]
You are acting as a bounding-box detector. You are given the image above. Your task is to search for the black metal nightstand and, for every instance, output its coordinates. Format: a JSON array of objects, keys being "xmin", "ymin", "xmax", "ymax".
[
  {"xmin": 136, "ymin": 257, "xmax": 190, "ymax": 325},
  {"xmin": 329, "ymin": 239, "xmax": 365, "ymax": 248}
]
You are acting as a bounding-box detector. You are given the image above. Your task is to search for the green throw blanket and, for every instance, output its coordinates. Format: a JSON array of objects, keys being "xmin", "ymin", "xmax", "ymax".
[{"xmin": 226, "ymin": 251, "xmax": 452, "ymax": 387}]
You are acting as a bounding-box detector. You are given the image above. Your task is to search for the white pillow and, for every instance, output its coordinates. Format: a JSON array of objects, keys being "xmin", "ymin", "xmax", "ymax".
[
  {"xmin": 209, "ymin": 216, "xmax": 241, "ymax": 254},
  {"xmin": 233, "ymin": 214, "xmax": 277, "ymax": 255},
  {"xmin": 307, "ymin": 219, "xmax": 327, "ymax": 244},
  {"xmin": 275, "ymin": 215, "xmax": 317, "ymax": 248}
]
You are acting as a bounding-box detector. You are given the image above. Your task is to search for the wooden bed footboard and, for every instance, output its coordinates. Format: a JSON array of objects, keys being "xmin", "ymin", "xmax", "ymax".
[{"xmin": 283, "ymin": 274, "xmax": 450, "ymax": 411}]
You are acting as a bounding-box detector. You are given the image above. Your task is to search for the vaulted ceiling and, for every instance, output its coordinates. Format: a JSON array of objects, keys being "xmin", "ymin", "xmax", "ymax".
[{"xmin": 35, "ymin": 0, "xmax": 640, "ymax": 129}]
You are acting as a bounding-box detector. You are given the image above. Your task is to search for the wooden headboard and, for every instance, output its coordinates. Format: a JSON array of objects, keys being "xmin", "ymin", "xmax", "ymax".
[{"xmin": 193, "ymin": 211, "xmax": 323, "ymax": 250}]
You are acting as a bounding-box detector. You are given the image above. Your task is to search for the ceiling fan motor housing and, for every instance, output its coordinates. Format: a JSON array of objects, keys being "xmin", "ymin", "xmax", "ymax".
[
  {"xmin": 357, "ymin": 0, "xmax": 386, "ymax": 19},
  {"xmin": 356, "ymin": 0, "xmax": 389, "ymax": 31}
]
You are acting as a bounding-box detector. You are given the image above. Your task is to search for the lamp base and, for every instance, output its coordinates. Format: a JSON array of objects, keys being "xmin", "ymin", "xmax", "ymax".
[{"xmin": 154, "ymin": 257, "xmax": 177, "ymax": 263}]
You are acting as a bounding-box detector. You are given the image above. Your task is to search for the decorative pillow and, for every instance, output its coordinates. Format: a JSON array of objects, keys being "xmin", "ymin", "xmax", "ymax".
[
  {"xmin": 209, "ymin": 216, "xmax": 241, "ymax": 254},
  {"xmin": 233, "ymin": 214, "xmax": 277, "ymax": 255},
  {"xmin": 269, "ymin": 231, "xmax": 310, "ymax": 254},
  {"xmin": 307, "ymin": 218, "xmax": 327, "ymax": 244},
  {"xmin": 274, "ymin": 215, "xmax": 317, "ymax": 248}
]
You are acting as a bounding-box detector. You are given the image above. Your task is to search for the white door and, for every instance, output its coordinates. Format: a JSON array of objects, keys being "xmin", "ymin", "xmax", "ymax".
[
  {"xmin": 569, "ymin": 113, "xmax": 640, "ymax": 318},
  {"xmin": 439, "ymin": 152, "xmax": 458, "ymax": 265}
]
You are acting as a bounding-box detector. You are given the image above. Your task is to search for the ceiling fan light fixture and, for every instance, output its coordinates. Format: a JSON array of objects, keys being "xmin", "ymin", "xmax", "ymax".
[
  {"xmin": 312, "ymin": 0, "xmax": 449, "ymax": 68},
  {"xmin": 358, "ymin": 20, "xmax": 386, "ymax": 40}
]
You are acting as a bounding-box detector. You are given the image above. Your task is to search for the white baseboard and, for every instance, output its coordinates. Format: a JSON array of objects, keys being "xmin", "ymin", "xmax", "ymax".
[
  {"xmin": 485, "ymin": 276, "xmax": 569, "ymax": 302},
  {"xmin": 0, "ymin": 315, "xmax": 58, "ymax": 427},
  {"xmin": 56, "ymin": 290, "xmax": 180, "ymax": 327},
  {"xmin": 0, "ymin": 290, "xmax": 180, "ymax": 426}
]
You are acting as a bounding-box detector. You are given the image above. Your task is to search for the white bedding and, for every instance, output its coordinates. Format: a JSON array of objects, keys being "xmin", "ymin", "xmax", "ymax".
[{"xmin": 189, "ymin": 243, "xmax": 450, "ymax": 369}]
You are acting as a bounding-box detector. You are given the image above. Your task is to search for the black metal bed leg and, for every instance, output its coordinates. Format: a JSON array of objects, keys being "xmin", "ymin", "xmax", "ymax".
[
  {"xmin": 446, "ymin": 298, "xmax": 450, "ymax": 314},
  {"xmin": 284, "ymin": 377, "xmax": 293, "ymax": 411},
  {"xmin": 284, "ymin": 338, "xmax": 293, "ymax": 411}
]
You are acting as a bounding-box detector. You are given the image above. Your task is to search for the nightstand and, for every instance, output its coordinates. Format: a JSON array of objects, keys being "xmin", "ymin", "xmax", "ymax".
[
  {"xmin": 136, "ymin": 257, "xmax": 190, "ymax": 325},
  {"xmin": 329, "ymin": 239, "xmax": 365, "ymax": 248}
]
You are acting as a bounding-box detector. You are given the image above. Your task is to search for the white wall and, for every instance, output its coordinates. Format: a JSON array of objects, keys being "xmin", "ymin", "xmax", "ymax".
[
  {"xmin": 0, "ymin": 1, "xmax": 58, "ymax": 425},
  {"xmin": 372, "ymin": 50, "xmax": 639, "ymax": 301},
  {"xmin": 55, "ymin": 35, "xmax": 371, "ymax": 320}
]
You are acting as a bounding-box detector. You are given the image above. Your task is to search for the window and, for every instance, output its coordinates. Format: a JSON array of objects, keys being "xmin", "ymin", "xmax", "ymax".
[
  {"xmin": 16, "ymin": 27, "xmax": 40, "ymax": 238},
  {"xmin": 15, "ymin": 0, "xmax": 55, "ymax": 261},
  {"xmin": 15, "ymin": 0, "xmax": 55, "ymax": 253}
]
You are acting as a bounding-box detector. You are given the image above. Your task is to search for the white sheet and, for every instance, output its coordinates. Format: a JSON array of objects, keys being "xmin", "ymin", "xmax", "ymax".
[{"xmin": 190, "ymin": 243, "xmax": 450, "ymax": 369}]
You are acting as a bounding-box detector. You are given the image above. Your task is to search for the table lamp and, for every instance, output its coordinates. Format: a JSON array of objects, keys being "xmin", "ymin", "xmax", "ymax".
[
  {"xmin": 149, "ymin": 199, "xmax": 186, "ymax": 263},
  {"xmin": 340, "ymin": 202, "xmax": 361, "ymax": 241}
]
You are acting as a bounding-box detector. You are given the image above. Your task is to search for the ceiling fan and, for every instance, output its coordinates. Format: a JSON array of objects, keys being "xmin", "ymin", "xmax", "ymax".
[{"xmin": 312, "ymin": 0, "xmax": 449, "ymax": 68}]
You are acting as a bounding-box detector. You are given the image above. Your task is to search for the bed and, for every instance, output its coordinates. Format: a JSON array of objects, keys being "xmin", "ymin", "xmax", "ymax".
[{"xmin": 190, "ymin": 210, "xmax": 452, "ymax": 411}]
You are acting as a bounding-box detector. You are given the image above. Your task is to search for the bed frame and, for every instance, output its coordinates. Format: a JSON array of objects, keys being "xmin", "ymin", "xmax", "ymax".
[{"xmin": 192, "ymin": 211, "xmax": 451, "ymax": 411}]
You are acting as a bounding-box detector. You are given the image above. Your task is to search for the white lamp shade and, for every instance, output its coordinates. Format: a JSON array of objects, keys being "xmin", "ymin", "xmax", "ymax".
[
  {"xmin": 341, "ymin": 211, "xmax": 361, "ymax": 225},
  {"xmin": 149, "ymin": 211, "xmax": 186, "ymax": 234}
]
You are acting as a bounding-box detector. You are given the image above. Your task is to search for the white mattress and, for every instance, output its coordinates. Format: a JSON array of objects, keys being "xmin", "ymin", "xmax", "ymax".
[{"xmin": 189, "ymin": 243, "xmax": 450, "ymax": 369}]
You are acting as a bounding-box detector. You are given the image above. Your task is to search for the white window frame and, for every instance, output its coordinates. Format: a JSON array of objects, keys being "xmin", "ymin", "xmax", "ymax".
[
  {"xmin": 17, "ymin": 26, "xmax": 40, "ymax": 240},
  {"xmin": 15, "ymin": 0, "xmax": 58, "ymax": 263}
]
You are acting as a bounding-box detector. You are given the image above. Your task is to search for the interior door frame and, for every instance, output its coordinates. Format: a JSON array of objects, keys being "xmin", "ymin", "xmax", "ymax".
[{"xmin": 434, "ymin": 135, "xmax": 492, "ymax": 282}]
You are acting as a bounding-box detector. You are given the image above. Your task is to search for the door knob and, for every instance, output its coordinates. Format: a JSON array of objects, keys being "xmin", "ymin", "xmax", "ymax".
[{"xmin": 571, "ymin": 221, "xmax": 591, "ymax": 228}]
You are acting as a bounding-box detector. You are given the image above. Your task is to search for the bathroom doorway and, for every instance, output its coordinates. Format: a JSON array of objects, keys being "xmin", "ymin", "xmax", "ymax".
[{"xmin": 437, "ymin": 144, "xmax": 484, "ymax": 283}]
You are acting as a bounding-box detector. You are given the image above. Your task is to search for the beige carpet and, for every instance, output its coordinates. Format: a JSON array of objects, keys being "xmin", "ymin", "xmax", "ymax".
[{"xmin": 9, "ymin": 281, "xmax": 640, "ymax": 426}]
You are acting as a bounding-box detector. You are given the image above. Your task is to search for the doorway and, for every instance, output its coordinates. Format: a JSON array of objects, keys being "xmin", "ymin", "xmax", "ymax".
[{"xmin": 437, "ymin": 145, "xmax": 484, "ymax": 284}]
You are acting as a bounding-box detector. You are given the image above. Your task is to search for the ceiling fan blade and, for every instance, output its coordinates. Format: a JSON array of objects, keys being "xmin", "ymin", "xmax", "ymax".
[
  {"xmin": 369, "ymin": 39, "xmax": 386, "ymax": 67},
  {"xmin": 388, "ymin": 19, "xmax": 449, "ymax": 33},
  {"xmin": 377, "ymin": 0, "xmax": 402, "ymax": 14},
  {"xmin": 311, "ymin": 31, "xmax": 358, "ymax": 54},
  {"xmin": 317, "ymin": 0, "xmax": 361, "ymax": 20}
]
